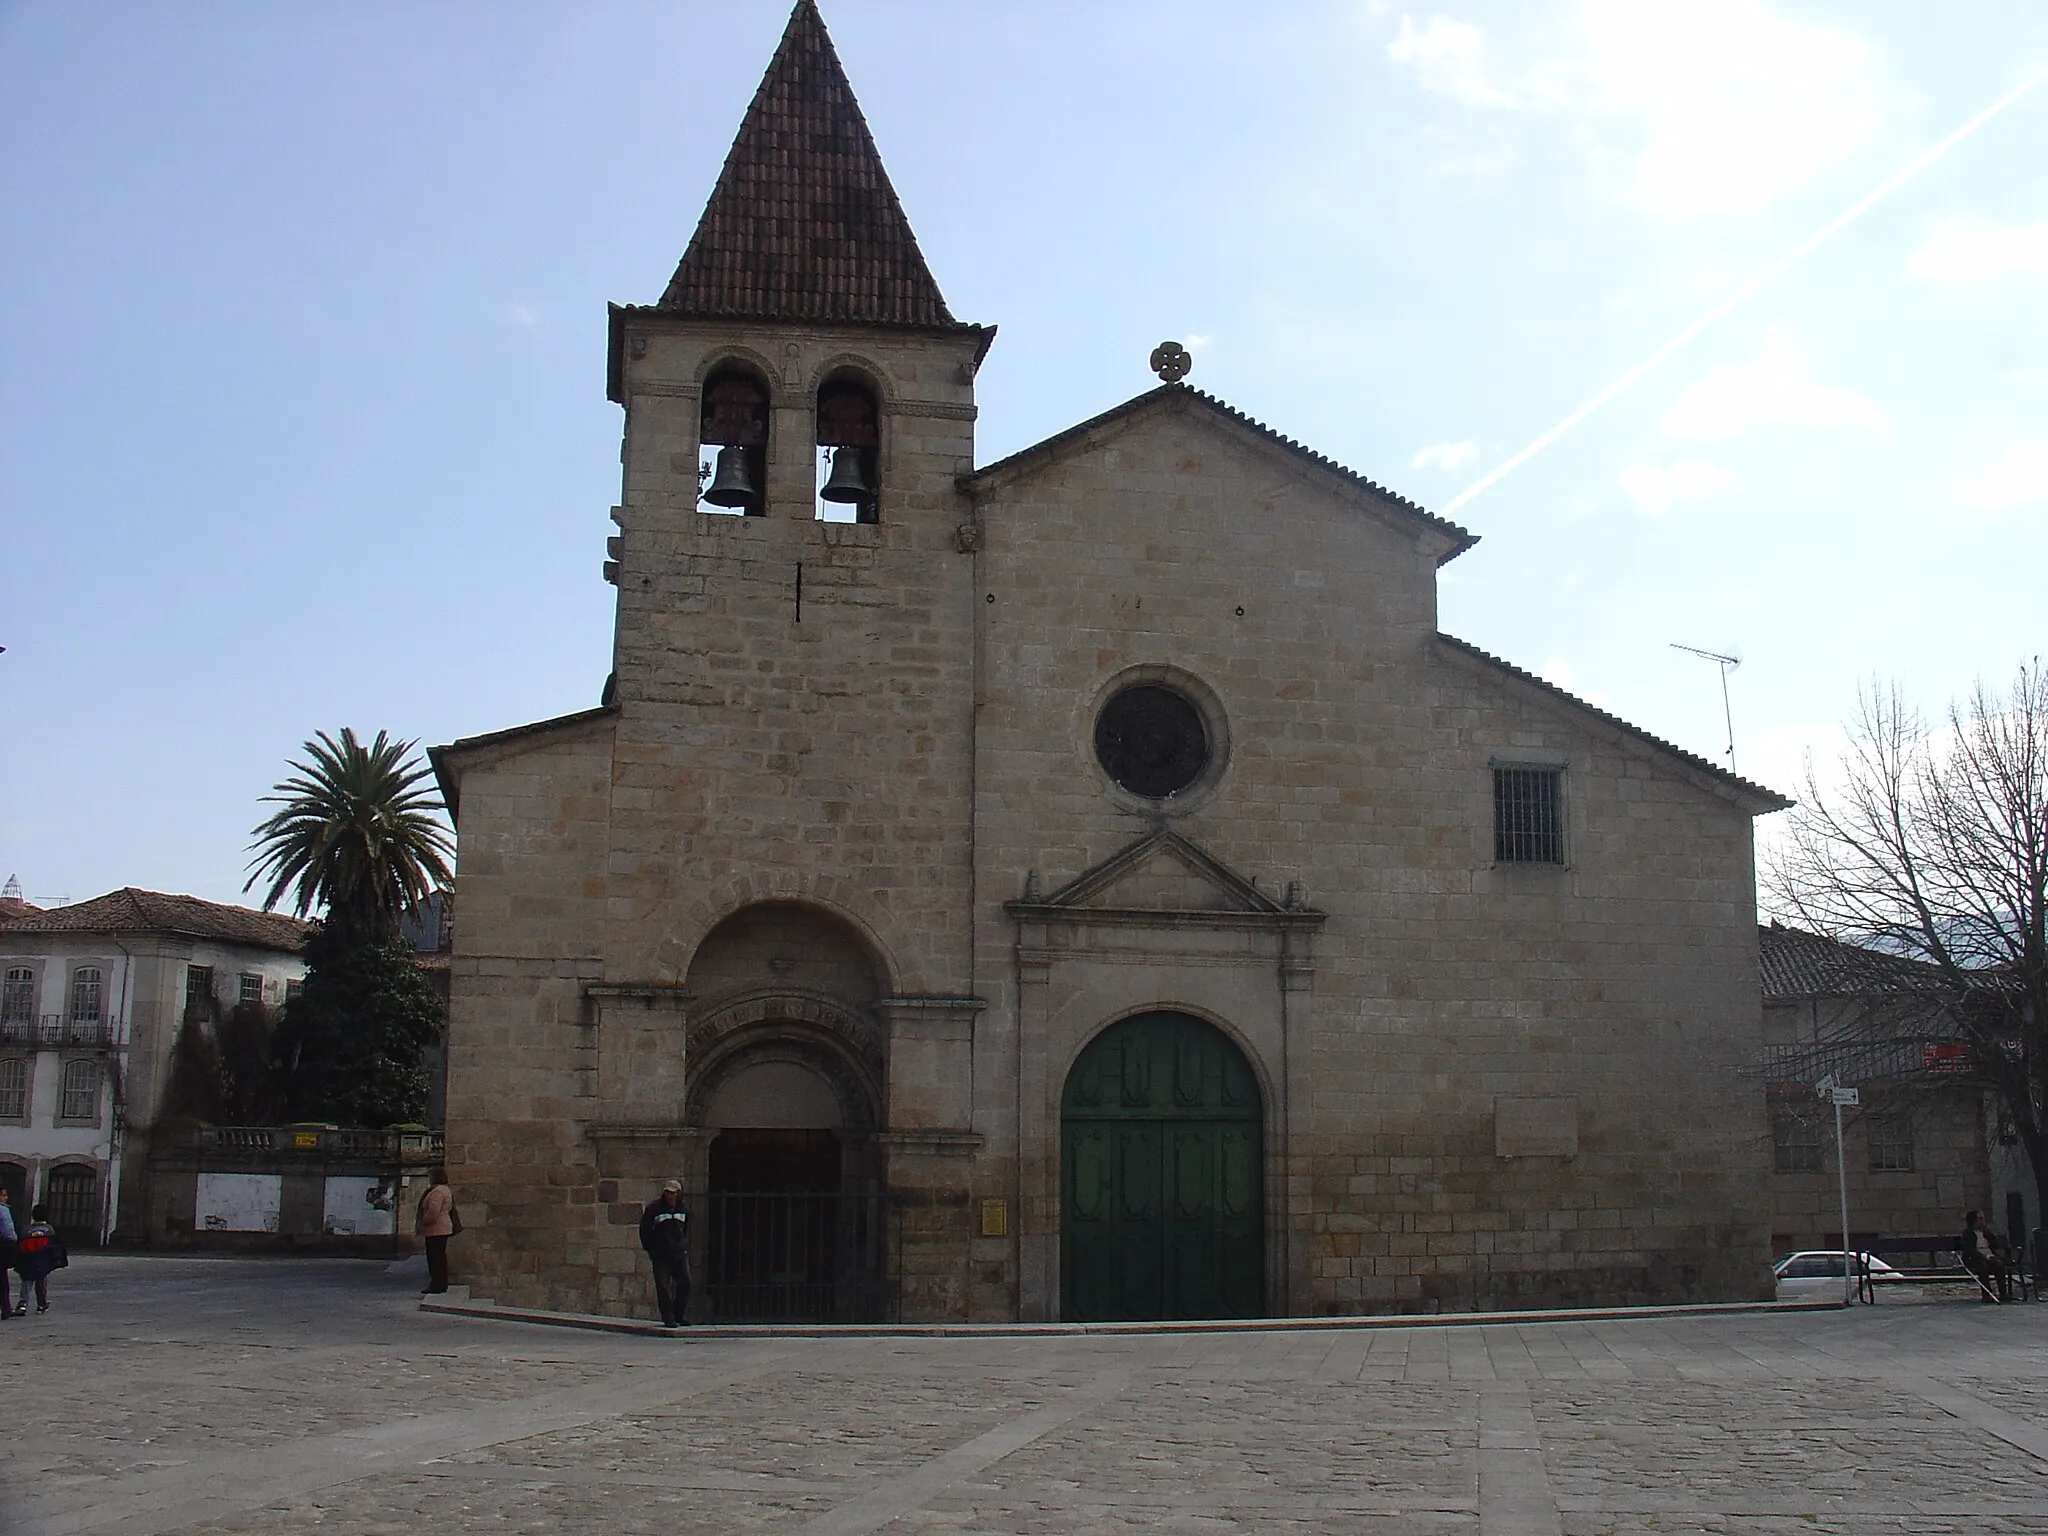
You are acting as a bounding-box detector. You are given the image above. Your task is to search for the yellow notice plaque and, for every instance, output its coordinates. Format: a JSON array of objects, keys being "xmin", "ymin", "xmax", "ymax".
[
  {"xmin": 979, "ymin": 1198, "xmax": 1008, "ymax": 1238},
  {"xmin": 293, "ymin": 1131, "xmax": 320, "ymax": 1149}
]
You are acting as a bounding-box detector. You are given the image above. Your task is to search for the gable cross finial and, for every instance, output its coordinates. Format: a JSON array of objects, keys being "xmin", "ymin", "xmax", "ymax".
[{"xmin": 1150, "ymin": 341, "xmax": 1192, "ymax": 383}]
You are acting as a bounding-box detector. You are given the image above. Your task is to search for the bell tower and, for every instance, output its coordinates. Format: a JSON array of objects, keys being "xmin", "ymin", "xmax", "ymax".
[{"xmin": 599, "ymin": 0, "xmax": 992, "ymax": 1003}]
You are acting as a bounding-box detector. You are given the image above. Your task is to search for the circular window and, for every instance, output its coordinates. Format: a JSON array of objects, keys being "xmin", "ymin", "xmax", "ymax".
[{"xmin": 1094, "ymin": 684, "xmax": 1210, "ymax": 799}]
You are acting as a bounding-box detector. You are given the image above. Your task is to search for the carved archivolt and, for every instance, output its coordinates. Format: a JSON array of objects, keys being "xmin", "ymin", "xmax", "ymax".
[
  {"xmin": 684, "ymin": 987, "xmax": 884, "ymax": 1069},
  {"xmin": 684, "ymin": 1023, "xmax": 881, "ymax": 1131},
  {"xmin": 682, "ymin": 987, "xmax": 884, "ymax": 1132}
]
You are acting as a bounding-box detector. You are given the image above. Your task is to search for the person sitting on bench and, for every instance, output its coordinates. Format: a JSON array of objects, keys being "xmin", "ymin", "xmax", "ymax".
[{"xmin": 1959, "ymin": 1210, "xmax": 2012, "ymax": 1302}]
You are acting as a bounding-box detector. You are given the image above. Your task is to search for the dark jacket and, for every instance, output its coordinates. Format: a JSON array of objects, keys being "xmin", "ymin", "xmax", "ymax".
[
  {"xmin": 16, "ymin": 1221, "xmax": 64, "ymax": 1282},
  {"xmin": 640, "ymin": 1197, "xmax": 690, "ymax": 1261},
  {"xmin": 1961, "ymin": 1224, "xmax": 2007, "ymax": 1264}
]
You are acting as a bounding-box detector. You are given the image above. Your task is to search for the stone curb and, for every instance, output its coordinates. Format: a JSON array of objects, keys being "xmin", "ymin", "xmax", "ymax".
[{"xmin": 419, "ymin": 1291, "xmax": 1844, "ymax": 1338}]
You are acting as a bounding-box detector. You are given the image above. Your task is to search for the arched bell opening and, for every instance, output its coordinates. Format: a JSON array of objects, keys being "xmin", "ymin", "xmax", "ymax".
[
  {"xmin": 1060, "ymin": 1011, "xmax": 1265, "ymax": 1322},
  {"xmin": 698, "ymin": 363, "xmax": 770, "ymax": 517},
  {"xmin": 815, "ymin": 370, "xmax": 880, "ymax": 525}
]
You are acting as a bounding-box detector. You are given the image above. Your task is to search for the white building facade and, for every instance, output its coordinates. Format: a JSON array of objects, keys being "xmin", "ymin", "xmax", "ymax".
[{"xmin": 0, "ymin": 889, "xmax": 308, "ymax": 1243}]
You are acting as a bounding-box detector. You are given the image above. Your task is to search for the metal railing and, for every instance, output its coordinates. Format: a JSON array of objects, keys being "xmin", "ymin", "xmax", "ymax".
[
  {"xmin": 0, "ymin": 1014, "xmax": 115, "ymax": 1048},
  {"xmin": 191, "ymin": 1126, "xmax": 445, "ymax": 1161},
  {"xmin": 695, "ymin": 1190, "xmax": 885, "ymax": 1323}
]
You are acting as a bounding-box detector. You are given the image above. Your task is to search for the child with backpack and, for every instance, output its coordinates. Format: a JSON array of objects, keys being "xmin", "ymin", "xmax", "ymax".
[{"xmin": 14, "ymin": 1206, "xmax": 66, "ymax": 1315}]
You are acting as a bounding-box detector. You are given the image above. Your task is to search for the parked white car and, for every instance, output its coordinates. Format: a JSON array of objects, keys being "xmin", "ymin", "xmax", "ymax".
[{"xmin": 1773, "ymin": 1250, "xmax": 1901, "ymax": 1300}]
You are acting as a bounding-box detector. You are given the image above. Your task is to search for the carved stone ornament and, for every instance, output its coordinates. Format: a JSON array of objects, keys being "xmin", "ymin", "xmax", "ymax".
[{"xmin": 1149, "ymin": 340, "xmax": 1192, "ymax": 384}]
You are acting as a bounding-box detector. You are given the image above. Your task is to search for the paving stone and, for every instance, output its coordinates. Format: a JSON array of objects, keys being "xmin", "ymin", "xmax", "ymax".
[{"xmin": 14, "ymin": 1255, "xmax": 2048, "ymax": 1535}]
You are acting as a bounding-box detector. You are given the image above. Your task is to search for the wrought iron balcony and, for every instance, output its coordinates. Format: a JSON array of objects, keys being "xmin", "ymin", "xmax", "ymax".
[{"xmin": 0, "ymin": 1014, "xmax": 115, "ymax": 1049}]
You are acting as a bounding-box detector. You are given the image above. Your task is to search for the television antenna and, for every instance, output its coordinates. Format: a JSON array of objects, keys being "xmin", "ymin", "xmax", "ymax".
[{"xmin": 1670, "ymin": 643, "xmax": 1741, "ymax": 775}]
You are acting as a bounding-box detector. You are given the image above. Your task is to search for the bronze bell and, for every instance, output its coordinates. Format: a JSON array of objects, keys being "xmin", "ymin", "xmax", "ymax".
[
  {"xmin": 819, "ymin": 446, "xmax": 873, "ymax": 504},
  {"xmin": 702, "ymin": 445, "xmax": 757, "ymax": 508}
]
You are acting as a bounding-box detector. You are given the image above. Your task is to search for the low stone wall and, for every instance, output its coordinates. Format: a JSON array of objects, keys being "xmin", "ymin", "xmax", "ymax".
[{"xmin": 138, "ymin": 1127, "xmax": 445, "ymax": 1256}]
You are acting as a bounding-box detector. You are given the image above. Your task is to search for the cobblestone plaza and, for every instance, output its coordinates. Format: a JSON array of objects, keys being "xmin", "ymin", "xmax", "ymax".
[{"xmin": 14, "ymin": 1257, "xmax": 2048, "ymax": 1533}]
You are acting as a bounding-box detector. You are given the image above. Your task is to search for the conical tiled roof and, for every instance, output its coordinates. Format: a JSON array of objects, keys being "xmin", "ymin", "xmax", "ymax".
[{"xmin": 659, "ymin": 1, "xmax": 958, "ymax": 328}]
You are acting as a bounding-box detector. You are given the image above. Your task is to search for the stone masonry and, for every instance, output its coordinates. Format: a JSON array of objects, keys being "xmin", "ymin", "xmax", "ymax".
[{"xmin": 431, "ymin": 1, "xmax": 1790, "ymax": 1324}]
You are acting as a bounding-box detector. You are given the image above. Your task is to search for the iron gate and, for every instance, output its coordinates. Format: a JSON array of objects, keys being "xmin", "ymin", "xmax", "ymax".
[{"xmin": 695, "ymin": 1190, "xmax": 884, "ymax": 1322}]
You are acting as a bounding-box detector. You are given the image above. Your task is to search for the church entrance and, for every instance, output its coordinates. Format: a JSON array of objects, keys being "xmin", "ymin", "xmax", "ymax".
[
  {"xmin": 1061, "ymin": 1011, "xmax": 1264, "ymax": 1321},
  {"xmin": 699, "ymin": 1055, "xmax": 882, "ymax": 1323}
]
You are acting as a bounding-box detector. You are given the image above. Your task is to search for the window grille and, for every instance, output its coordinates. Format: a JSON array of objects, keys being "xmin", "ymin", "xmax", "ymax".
[
  {"xmin": 1, "ymin": 969, "xmax": 32, "ymax": 1025},
  {"xmin": 0, "ymin": 1059, "xmax": 25, "ymax": 1120},
  {"xmin": 1867, "ymin": 1114, "xmax": 1914, "ymax": 1173},
  {"xmin": 1493, "ymin": 766, "xmax": 1564, "ymax": 864},
  {"xmin": 1772, "ymin": 1110, "xmax": 1823, "ymax": 1174},
  {"xmin": 185, "ymin": 965, "xmax": 214, "ymax": 1013},
  {"xmin": 60, "ymin": 1059, "xmax": 98, "ymax": 1122},
  {"xmin": 239, "ymin": 973, "xmax": 264, "ymax": 1005},
  {"xmin": 69, "ymin": 968, "xmax": 103, "ymax": 1025}
]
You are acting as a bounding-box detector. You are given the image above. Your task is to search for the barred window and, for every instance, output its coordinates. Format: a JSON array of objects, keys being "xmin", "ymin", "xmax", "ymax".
[
  {"xmin": 239, "ymin": 973, "xmax": 264, "ymax": 1005},
  {"xmin": 1773, "ymin": 1110, "xmax": 1823, "ymax": 1174},
  {"xmin": 1493, "ymin": 765, "xmax": 1564, "ymax": 864},
  {"xmin": 1867, "ymin": 1114, "xmax": 1914, "ymax": 1173},
  {"xmin": 69, "ymin": 967, "xmax": 103, "ymax": 1024},
  {"xmin": 0, "ymin": 1059, "xmax": 26, "ymax": 1120},
  {"xmin": 1, "ymin": 969, "xmax": 32, "ymax": 1025},
  {"xmin": 185, "ymin": 965, "xmax": 214, "ymax": 1014},
  {"xmin": 60, "ymin": 1058, "xmax": 98, "ymax": 1122}
]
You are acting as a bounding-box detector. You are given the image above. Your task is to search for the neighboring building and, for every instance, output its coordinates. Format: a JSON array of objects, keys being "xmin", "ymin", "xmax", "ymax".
[
  {"xmin": 431, "ymin": 3, "xmax": 1791, "ymax": 1324},
  {"xmin": 399, "ymin": 886, "xmax": 454, "ymax": 1128},
  {"xmin": 0, "ymin": 888, "xmax": 308, "ymax": 1243},
  {"xmin": 1758, "ymin": 921, "xmax": 2001, "ymax": 1251}
]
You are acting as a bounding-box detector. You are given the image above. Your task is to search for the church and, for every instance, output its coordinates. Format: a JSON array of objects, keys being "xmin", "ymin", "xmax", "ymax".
[{"xmin": 432, "ymin": 2, "xmax": 1790, "ymax": 1323}]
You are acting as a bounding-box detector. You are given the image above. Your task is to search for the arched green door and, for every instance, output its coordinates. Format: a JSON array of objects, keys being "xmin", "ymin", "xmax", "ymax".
[{"xmin": 1061, "ymin": 1011, "xmax": 1263, "ymax": 1321}]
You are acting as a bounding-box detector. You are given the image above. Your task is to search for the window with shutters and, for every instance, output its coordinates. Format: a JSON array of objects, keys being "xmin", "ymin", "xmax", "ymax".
[{"xmin": 59, "ymin": 1058, "xmax": 99, "ymax": 1124}]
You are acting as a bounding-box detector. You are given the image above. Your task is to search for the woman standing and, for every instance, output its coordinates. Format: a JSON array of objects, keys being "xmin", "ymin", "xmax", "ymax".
[{"xmin": 416, "ymin": 1169, "xmax": 457, "ymax": 1295}]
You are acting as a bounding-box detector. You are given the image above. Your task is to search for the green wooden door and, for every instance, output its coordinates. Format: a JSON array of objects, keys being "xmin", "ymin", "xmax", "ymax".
[{"xmin": 1061, "ymin": 1012, "xmax": 1263, "ymax": 1321}]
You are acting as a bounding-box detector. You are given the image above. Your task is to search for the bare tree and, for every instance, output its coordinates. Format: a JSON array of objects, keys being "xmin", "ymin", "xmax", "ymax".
[{"xmin": 1768, "ymin": 660, "xmax": 2048, "ymax": 1225}]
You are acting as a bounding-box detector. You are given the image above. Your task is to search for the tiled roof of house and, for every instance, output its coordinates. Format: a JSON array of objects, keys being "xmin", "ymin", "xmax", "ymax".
[
  {"xmin": 0, "ymin": 888, "xmax": 310, "ymax": 952},
  {"xmin": 1434, "ymin": 634, "xmax": 1794, "ymax": 812},
  {"xmin": 963, "ymin": 383, "xmax": 1480, "ymax": 564},
  {"xmin": 0, "ymin": 897, "xmax": 40, "ymax": 923},
  {"xmin": 1758, "ymin": 922, "xmax": 1941, "ymax": 999},
  {"xmin": 655, "ymin": 0, "xmax": 962, "ymax": 330}
]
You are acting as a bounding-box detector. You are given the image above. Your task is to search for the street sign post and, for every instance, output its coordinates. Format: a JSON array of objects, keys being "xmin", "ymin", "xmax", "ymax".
[{"xmin": 1818, "ymin": 1079, "xmax": 1858, "ymax": 1302}]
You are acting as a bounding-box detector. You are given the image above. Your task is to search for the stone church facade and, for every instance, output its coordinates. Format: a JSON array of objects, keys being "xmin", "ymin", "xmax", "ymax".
[{"xmin": 433, "ymin": 2, "xmax": 1790, "ymax": 1323}]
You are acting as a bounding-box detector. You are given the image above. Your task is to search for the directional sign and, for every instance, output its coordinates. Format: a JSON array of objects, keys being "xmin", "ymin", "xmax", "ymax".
[{"xmin": 1829, "ymin": 1087, "xmax": 1861, "ymax": 1107}]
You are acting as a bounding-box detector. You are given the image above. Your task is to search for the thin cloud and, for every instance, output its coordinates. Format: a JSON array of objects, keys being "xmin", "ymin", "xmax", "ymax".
[
  {"xmin": 1618, "ymin": 456, "xmax": 1737, "ymax": 516},
  {"xmin": 1386, "ymin": 14, "xmax": 1517, "ymax": 108},
  {"xmin": 1908, "ymin": 216, "xmax": 2048, "ymax": 285},
  {"xmin": 1954, "ymin": 438, "xmax": 2048, "ymax": 512},
  {"xmin": 1411, "ymin": 439, "xmax": 1479, "ymax": 471},
  {"xmin": 508, "ymin": 304, "xmax": 540, "ymax": 327},
  {"xmin": 1660, "ymin": 330, "xmax": 1885, "ymax": 441},
  {"xmin": 1387, "ymin": 0, "xmax": 1889, "ymax": 222}
]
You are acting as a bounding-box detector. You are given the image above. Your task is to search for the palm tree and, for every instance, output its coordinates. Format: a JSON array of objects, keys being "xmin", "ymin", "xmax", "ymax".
[{"xmin": 246, "ymin": 728, "xmax": 454, "ymax": 943}]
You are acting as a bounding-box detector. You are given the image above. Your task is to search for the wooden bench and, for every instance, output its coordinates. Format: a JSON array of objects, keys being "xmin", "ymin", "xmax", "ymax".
[{"xmin": 1857, "ymin": 1236, "xmax": 2031, "ymax": 1304}]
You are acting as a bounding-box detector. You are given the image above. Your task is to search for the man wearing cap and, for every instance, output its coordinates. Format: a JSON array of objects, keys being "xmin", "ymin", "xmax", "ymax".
[{"xmin": 639, "ymin": 1180, "xmax": 692, "ymax": 1328}]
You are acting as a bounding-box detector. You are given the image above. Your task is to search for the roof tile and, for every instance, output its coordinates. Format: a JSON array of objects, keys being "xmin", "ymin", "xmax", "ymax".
[
  {"xmin": 659, "ymin": 0, "xmax": 959, "ymax": 329},
  {"xmin": 0, "ymin": 888, "xmax": 310, "ymax": 952}
]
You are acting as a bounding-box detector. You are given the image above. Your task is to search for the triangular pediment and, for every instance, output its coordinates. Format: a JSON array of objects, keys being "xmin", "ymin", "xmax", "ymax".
[{"xmin": 1007, "ymin": 831, "xmax": 1323, "ymax": 927}]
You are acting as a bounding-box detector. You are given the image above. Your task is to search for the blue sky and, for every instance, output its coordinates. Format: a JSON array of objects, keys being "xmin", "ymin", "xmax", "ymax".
[{"xmin": 4, "ymin": 1, "xmax": 2045, "ymax": 910}]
